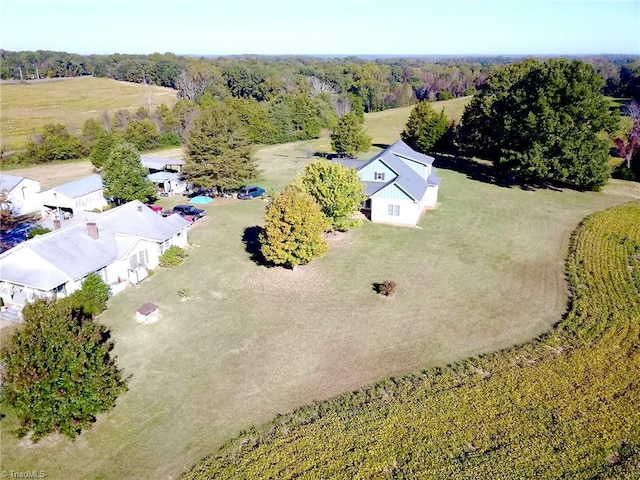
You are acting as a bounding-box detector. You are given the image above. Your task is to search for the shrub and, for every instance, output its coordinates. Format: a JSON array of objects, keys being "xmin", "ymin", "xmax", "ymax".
[
  {"xmin": 375, "ymin": 280, "xmax": 397, "ymax": 297},
  {"xmin": 26, "ymin": 226, "xmax": 51, "ymax": 239},
  {"xmin": 64, "ymin": 273, "xmax": 110, "ymax": 317},
  {"xmin": 178, "ymin": 288, "xmax": 191, "ymax": 299},
  {"xmin": 159, "ymin": 245, "xmax": 187, "ymax": 267}
]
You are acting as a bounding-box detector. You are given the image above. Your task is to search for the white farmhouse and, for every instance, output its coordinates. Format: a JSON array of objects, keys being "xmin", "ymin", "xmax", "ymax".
[
  {"xmin": 40, "ymin": 174, "xmax": 107, "ymax": 218},
  {"xmin": 0, "ymin": 174, "xmax": 42, "ymax": 216},
  {"xmin": 0, "ymin": 200, "xmax": 190, "ymax": 308},
  {"xmin": 333, "ymin": 140, "xmax": 441, "ymax": 226}
]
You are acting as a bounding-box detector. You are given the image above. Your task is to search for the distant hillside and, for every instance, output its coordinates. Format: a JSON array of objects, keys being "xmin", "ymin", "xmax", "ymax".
[{"xmin": 0, "ymin": 77, "xmax": 178, "ymax": 150}]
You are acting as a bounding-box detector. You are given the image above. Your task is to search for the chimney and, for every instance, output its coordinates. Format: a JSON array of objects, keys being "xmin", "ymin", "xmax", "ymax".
[
  {"xmin": 87, "ymin": 222, "xmax": 99, "ymax": 240},
  {"xmin": 53, "ymin": 219, "xmax": 61, "ymax": 230},
  {"xmin": 137, "ymin": 205, "xmax": 143, "ymax": 212}
]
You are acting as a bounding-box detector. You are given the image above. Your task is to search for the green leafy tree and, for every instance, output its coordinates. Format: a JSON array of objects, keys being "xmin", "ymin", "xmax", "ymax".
[
  {"xmin": 1, "ymin": 299, "xmax": 127, "ymax": 440},
  {"xmin": 90, "ymin": 132, "xmax": 121, "ymax": 170},
  {"xmin": 293, "ymin": 159, "xmax": 365, "ymax": 228},
  {"xmin": 183, "ymin": 102, "xmax": 258, "ymax": 190},
  {"xmin": 330, "ymin": 112, "xmax": 372, "ymax": 157},
  {"xmin": 401, "ymin": 101, "xmax": 450, "ymax": 153},
  {"xmin": 25, "ymin": 124, "xmax": 82, "ymax": 163},
  {"xmin": 81, "ymin": 118, "xmax": 107, "ymax": 155},
  {"xmin": 259, "ymin": 188, "xmax": 330, "ymax": 268},
  {"xmin": 103, "ymin": 143, "xmax": 156, "ymax": 204},
  {"xmin": 124, "ymin": 119, "xmax": 160, "ymax": 151},
  {"xmin": 458, "ymin": 59, "xmax": 617, "ymax": 190}
]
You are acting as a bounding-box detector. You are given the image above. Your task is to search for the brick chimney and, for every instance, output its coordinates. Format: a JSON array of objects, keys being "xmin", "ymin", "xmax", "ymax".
[
  {"xmin": 137, "ymin": 205, "xmax": 143, "ymax": 212},
  {"xmin": 53, "ymin": 219, "xmax": 61, "ymax": 230},
  {"xmin": 87, "ymin": 222, "xmax": 99, "ymax": 239}
]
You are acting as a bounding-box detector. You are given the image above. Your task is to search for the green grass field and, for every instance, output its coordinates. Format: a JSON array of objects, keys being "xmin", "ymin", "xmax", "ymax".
[
  {"xmin": 0, "ymin": 77, "xmax": 178, "ymax": 150},
  {"xmin": 0, "ymin": 96, "xmax": 639, "ymax": 479}
]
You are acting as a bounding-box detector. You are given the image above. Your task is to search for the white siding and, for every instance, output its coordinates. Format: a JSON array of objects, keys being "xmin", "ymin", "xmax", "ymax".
[
  {"xmin": 8, "ymin": 178, "xmax": 41, "ymax": 216},
  {"xmin": 422, "ymin": 185, "xmax": 439, "ymax": 208},
  {"xmin": 370, "ymin": 197, "xmax": 420, "ymax": 225}
]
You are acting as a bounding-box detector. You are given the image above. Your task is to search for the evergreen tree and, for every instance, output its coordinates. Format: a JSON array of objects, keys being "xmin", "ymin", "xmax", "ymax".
[
  {"xmin": 183, "ymin": 102, "xmax": 258, "ymax": 190},
  {"xmin": 1, "ymin": 299, "xmax": 127, "ymax": 440},
  {"xmin": 401, "ymin": 102, "xmax": 449, "ymax": 154},
  {"xmin": 330, "ymin": 112, "xmax": 372, "ymax": 157},
  {"xmin": 259, "ymin": 189, "xmax": 329, "ymax": 268},
  {"xmin": 293, "ymin": 159, "xmax": 365, "ymax": 228},
  {"xmin": 458, "ymin": 59, "xmax": 617, "ymax": 190},
  {"xmin": 102, "ymin": 143, "xmax": 156, "ymax": 204},
  {"xmin": 90, "ymin": 132, "xmax": 121, "ymax": 170},
  {"xmin": 123, "ymin": 119, "xmax": 160, "ymax": 151}
]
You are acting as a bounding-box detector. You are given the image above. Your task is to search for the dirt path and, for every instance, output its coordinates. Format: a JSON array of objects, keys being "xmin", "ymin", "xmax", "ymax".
[{"xmin": 3, "ymin": 160, "xmax": 96, "ymax": 189}]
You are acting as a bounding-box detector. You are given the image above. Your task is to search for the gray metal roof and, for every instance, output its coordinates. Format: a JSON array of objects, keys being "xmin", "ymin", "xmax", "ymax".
[
  {"xmin": 148, "ymin": 171, "xmax": 181, "ymax": 182},
  {"xmin": 141, "ymin": 157, "xmax": 186, "ymax": 170},
  {"xmin": 52, "ymin": 174, "xmax": 104, "ymax": 198},
  {"xmin": 388, "ymin": 140, "xmax": 435, "ymax": 166},
  {"xmin": 0, "ymin": 175, "xmax": 29, "ymax": 192},
  {"xmin": 330, "ymin": 158, "xmax": 367, "ymax": 170},
  {"xmin": 0, "ymin": 200, "xmax": 190, "ymax": 291}
]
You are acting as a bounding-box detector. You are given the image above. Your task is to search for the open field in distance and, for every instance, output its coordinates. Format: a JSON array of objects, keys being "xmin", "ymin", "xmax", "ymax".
[{"xmin": 0, "ymin": 77, "xmax": 178, "ymax": 150}]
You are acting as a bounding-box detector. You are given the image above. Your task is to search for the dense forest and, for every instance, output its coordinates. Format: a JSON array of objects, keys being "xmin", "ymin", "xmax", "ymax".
[{"xmin": 2, "ymin": 50, "xmax": 639, "ymax": 110}]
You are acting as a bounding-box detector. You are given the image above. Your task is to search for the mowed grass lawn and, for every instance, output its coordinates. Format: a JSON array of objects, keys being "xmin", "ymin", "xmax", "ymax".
[
  {"xmin": 0, "ymin": 77, "xmax": 178, "ymax": 150},
  {"xmin": 1, "ymin": 141, "xmax": 638, "ymax": 478}
]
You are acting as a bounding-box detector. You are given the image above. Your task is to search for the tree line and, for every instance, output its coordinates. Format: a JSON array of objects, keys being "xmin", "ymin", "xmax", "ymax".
[{"xmin": 2, "ymin": 50, "xmax": 639, "ymax": 111}]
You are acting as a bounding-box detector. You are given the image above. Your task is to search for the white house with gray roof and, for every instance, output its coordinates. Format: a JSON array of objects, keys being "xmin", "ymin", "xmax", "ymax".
[
  {"xmin": 0, "ymin": 200, "xmax": 190, "ymax": 308},
  {"xmin": 39, "ymin": 174, "xmax": 107, "ymax": 217},
  {"xmin": 0, "ymin": 174, "xmax": 42, "ymax": 216},
  {"xmin": 334, "ymin": 140, "xmax": 441, "ymax": 226},
  {"xmin": 141, "ymin": 156, "xmax": 188, "ymax": 195}
]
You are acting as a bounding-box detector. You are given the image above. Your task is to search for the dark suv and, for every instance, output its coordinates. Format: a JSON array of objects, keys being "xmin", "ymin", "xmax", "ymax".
[
  {"xmin": 237, "ymin": 186, "xmax": 265, "ymax": 200},
  {"xmin": 172, "ymin": 204, "xmax": 206, "ymax": 219}
]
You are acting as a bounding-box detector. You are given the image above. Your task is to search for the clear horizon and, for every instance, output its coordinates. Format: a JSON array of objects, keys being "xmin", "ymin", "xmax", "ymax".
[{"xmin": 2, "ymin": 0, "xmax": 639, "ymax": 56}]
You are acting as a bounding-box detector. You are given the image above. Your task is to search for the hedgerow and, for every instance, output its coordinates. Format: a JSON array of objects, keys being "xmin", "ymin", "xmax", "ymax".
[{"xmin": 182, "ymin": 202, "xmax": 640, "ymax": 479}]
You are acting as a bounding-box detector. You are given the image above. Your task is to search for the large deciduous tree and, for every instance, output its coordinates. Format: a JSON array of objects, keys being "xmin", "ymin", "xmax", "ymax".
[
  {"xmin": 458, "ymin": 59, "xmax": 617, "ymax": 190},
  {"xmin": 401, "ymin": 101, "xmax": 449, "ymax": 153},
  {"xmin": 292, "ymin": 160, "xmax": 365, "ymax": 229},
  {"xmin": 330, "ymin": 112, "xmax": 372, "ymax": 157},
  {"xmin": 183, "ymin": 101, "xmax": 258, "ymax": 190},
  {"xmin": 259, "ymin": 188, "xmax": 329, "ymax": 268},
  {"xmin": 1, "ymin": 298, "xmax": 127, "ymax": 440},
  {"xmin": 102, "ymin": 143, "xmax": 156, "ymax": 204}
]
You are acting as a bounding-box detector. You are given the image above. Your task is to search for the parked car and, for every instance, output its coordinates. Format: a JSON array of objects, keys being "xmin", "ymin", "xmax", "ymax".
[
  {"xmin": 237, "ymin": 186, "xmax": 265, "ymax": 200},
  {"xmin": 172, "ymin": 204, "xmax": 206, "ymax": 219},
  {"xmin": 145, "ymin": 204, "xmax": 164, "ymax": 214}
]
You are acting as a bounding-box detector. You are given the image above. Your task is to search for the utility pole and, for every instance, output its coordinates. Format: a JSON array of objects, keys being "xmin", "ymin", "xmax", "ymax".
[{"xmin": 143, "ymin": 72, "xmax": 152, "ymax": 114}]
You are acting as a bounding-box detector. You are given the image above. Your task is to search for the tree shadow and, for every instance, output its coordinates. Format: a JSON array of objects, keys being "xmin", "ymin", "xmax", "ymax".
[
  {"xmin": 242, "ymin": 225, "xmax": 270, "ymax": 266},
  {"xmin": 432, "ymin": 153, "xmax": 536, "ymax": 190}
]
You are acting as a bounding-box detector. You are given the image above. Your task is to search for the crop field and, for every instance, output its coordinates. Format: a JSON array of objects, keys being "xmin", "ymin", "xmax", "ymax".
[
  {"xmin": 0, "ymin": 77, "xmax": 178, "ymax": 150},
  {"xmin": 185, "ymin": 203, "xmax": 640, "ymax": 478},
  {"xmin": 0, "ymin": 98, "xmax": 638, "ymax": 478}
]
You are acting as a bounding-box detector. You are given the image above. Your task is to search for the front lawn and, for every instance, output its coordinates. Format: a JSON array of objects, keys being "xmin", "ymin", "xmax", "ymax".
[{"xmin": 1, "ymin": 140, "xmax": 637, "ymax": 478}]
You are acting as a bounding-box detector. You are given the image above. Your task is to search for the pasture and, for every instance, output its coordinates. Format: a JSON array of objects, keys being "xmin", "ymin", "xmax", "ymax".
[
  {"xmin": 1, "ymin": 136, "xmax": 638, "ymax": 478},
  {"xmin": 0, "ymin": 77, "xmax": 178, "ymax": 150}
]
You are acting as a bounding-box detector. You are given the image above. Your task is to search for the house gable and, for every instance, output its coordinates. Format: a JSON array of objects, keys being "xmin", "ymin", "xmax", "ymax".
[
  {"xmin": 371, "ymin": 182, "xmax": 416, "ymax": 202},
  {"xmin": 358, "ymin": 158, "xmax": 398, "ymax": 183}
]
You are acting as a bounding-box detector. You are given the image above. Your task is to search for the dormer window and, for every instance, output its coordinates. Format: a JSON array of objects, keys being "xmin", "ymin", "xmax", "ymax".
[{"xmin": 374, "ymin": 172, "xmax": 385, "ymax": 181}]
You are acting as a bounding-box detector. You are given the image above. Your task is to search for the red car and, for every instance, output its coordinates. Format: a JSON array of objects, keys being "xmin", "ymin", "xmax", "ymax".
[{"xmin": 145, "ymin": 204, "xmax": 164, "ymax": 214}]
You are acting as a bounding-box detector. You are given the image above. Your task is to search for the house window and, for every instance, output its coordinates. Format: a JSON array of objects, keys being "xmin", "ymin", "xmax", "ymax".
[
  {"xmin": 374, "ymin": 172, "xmax": 385, "ymax": 181},
  {"xmin": 387, "ymin": 204, "xmax": 400, "ymax": 216}
]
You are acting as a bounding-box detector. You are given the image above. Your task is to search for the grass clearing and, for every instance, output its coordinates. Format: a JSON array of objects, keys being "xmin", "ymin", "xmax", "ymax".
[
  {"xmin": 0, "ymin": 99, "xmax": 638, "ymax": 479},
  {"xmin": 0, "ymin": 77, "xmax": 178, "ymax": 150}
]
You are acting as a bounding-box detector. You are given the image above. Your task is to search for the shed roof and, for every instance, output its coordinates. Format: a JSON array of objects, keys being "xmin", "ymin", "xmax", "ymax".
[
  {"xmin": 148, "ymin": 171, "xmax": 181, "ymax": 183},
  {"xmin": 141, "ymin": 157, "xmax": 186, "ymax": 170},
  {"xmin": 51, "ymin": 174, "xmax": 104, "ymax": 198},
  {"xmin": 0, "ymin": 175, "xmax": 39, "ymax": 192}
]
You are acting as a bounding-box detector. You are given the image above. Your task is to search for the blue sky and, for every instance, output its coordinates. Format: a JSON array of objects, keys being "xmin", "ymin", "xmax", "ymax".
[{"xmin": 1, "ymin": 0, "xmax": 638, "ymax": 56}]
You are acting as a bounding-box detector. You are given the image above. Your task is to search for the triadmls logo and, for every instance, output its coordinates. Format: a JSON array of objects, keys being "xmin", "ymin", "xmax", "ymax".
[{"xmin": 1, "ymin": 471, "xmax": 46, "ymax": 479}]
